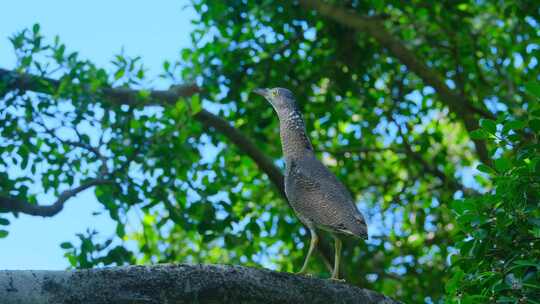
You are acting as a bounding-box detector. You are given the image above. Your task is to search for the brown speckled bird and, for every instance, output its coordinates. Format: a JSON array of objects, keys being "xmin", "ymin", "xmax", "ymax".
[{"xmin": 254, "ymin": 87, "xmax": 368, "ymax": 280}]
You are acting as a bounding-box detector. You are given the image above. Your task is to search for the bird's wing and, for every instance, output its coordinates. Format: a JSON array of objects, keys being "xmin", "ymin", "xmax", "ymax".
[
  {"xmin": 285, "ymin": 155, "xmax": 363, "ymax": 233},
  {"xmin": 299, "ymin": 155, "xmax": 356, "ymax": 205}
]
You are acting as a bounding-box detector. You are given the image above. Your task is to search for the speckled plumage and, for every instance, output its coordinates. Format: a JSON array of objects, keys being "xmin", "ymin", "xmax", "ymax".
[
  {"xmin": 285, "ymin": 155, "xmax": 367, "ymax": 238},
  {"xmin": 253, "ymin": 87, "xmax": 368, "ymax": 280}
]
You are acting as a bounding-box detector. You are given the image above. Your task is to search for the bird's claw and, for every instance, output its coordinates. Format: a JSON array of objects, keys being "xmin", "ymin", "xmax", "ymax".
[
  {"xmin": 295, "ymin": 271, "xmax": 313, "ymax": 277},
  {"xmin": 329, "ymin": 277, "xmax": 346, "ymax": 283}
]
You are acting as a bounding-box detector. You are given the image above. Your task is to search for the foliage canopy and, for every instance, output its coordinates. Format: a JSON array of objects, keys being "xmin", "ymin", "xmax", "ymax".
[{"xmin": 1, "ymin": 1, "xmax": 539, "ymax": 302}]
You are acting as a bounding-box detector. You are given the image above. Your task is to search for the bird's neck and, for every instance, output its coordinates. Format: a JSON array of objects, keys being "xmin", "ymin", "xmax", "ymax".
[{"xmin": 278, "ymin": 109, "xmax": 314, "ymax": 159}]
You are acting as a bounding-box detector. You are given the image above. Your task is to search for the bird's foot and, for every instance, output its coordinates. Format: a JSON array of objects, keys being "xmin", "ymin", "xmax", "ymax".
[
  {"xmin": 329, "ymin": 277, "xmax": 346, "ymax": 283},
  {"xmin": 295, "ymin": 271, "xmax": 313, "ymax": 277}
]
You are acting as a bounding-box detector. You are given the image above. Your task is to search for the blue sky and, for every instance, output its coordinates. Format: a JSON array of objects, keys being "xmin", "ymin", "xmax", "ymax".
[{"xmin": 0, "ymin": 0, "xmax": 196, "ymax": 269}]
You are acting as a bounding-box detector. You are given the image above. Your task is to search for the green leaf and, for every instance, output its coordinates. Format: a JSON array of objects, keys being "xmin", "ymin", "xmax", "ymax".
[
  {"xmin": 174, "ymin": 99, "xmax": 186, "ymax": 115},
  {"xmin": 513, "ymin": 260, "xmax": 540, "ymax": 269},
  {"xmin": 116, "ymin": 223, "xmax": 125, "ymax": 238},
  {"xmin": 451, "ymin": 199, "xmax": 475, "ymax": 214},
  {"xmin": 67, "ymin": 254, "xmax": 77, "ymax": 267},
  {"xmin": 457, "ymin": 3, "xmax": 468, "ymax": 11},
  {"xmin": 0, "ymin": 218, "xmax": 9, "ymax": 226},
  {"xmin": 181, "ymin": 49, "xmax": 191, "ymax": 61},
  {"xmin": 136, "ymin": 68, "xmax": 145, "ymax": 79},
  {"xmin": 470, "ymin": 129, "xmax": 489, "ymax": 140},
  {"xmin": 60, "ymin": 242, "xmax": 74, "ymax": 249},
  {"xmin": 32, "ymin": 23, "xmax": 40, "ymax": 34},
  {"xmin": 494, "ymin": 157, "xmax": 511, "ymax": 173},
  {"xmin": 130, "ymin": 119, "xmax": 141, "ymax": 130},
  {"xmin": 0, "ymin": 230, "xmax": 8, "ymax": 238},
  {"xmin": 525, "ymin": 82, "xmax": 540, "ymax": 99},
  {"xmin": 503, "ymin": 120, "xmax": 526, "ymax": 132},
  {"xmin": 54, "ymin": 44, "xmax": 66, "ymax": 61},
  {"xmin": 477, "ymin": 163, "xmax": 496, "ymax": 175},
  {"xmin": 530, "ymin": 119, "xmax": 540, "ymax": 133},
  {"xmin": 190, "ymin": 95, "xmax": 202, "ymax": 115},
  {"xmin": 21, "ymin": 55, "xmax": 32, "ymax": 68},
  {"xmin": 9, "ymin": 32, "xmax": 25, "ymax": 49},
  {"xmin": 479, "ymin": 119, "xmax": 497, "ymax": 134},
  {"xmin": 497, "ymin": 296, "xmax": 517, "ymax": 303},
  {"xmin": 446, "ymin": 267, "xmax": 464, "ymax": 293},
  {"xmin": 114, "ymin": 68, "xmax": 125, "ymax": 80}
]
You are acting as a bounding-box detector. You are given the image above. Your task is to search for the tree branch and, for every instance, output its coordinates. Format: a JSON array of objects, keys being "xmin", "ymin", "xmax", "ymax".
[
  {"xmin": 0, "ymin": 264, "xmax": 400, "ymax": 304},
  {"xmin": 0, "ymin": 68, "xmax": 200, "ymax": 102},
  {"xmin": 0, "ymin": 178, "xmax": 112, "ymax": 217},
  {"xmin": 298, "ymin": 0, "xmax": 492, "ymax": 164},
  {"xmin": 195, "ymin": 110, "xmax": 285, "ymax": 197},
  {"xmin": 0, "ymin": 67, "xmax": 285, "ymax": 197}
]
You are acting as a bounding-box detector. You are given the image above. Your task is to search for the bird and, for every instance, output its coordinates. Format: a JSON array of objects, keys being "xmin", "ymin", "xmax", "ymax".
[{"xmin": 253, "ymin": 87, "xmax": 368, "ymax": 280}]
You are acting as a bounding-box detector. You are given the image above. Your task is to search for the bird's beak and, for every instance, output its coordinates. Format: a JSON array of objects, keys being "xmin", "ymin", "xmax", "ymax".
[{"xmin": 253, "ymin": 88, "xmax": 269, "ymax": 97}]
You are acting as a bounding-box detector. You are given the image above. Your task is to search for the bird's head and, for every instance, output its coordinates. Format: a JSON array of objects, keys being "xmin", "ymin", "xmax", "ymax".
[{"xmin": 253, "ymin": 87, "xmax": 297, "ymax": 115}]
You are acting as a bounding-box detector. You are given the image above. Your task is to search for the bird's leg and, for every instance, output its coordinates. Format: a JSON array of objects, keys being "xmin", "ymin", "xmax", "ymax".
[
  {"xmin": 330, "ymin": 236, "xmax": 343, "ymax": 280},
  {"xmin": 296, "ymin": 227, "xmax": 318, "ymax": 275}
]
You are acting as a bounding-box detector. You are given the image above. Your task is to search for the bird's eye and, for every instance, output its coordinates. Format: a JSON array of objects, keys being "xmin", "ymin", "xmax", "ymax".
[{"xmin": 271, "ymin": 90, "xmax": 278, "ymax": 97}]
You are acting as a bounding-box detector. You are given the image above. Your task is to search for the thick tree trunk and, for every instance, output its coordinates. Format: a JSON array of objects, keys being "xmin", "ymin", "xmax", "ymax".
[{"xmin": 0, "ymin": 264, "xmax": 399, "ymax": 304}]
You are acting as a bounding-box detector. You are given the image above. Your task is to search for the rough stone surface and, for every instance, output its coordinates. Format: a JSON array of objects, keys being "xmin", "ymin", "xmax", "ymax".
[{"xmin": 0, "ymin": 264, "xmax": 400, "ymax": 304}]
